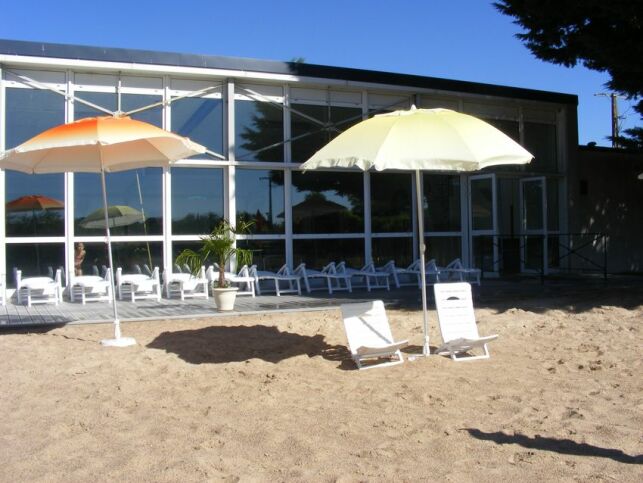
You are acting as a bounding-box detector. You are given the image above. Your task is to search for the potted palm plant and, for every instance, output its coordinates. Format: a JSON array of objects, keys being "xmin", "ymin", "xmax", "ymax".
[{"xmin": 175, "ymin": 219, "xmax": 253, "ymax": 311}]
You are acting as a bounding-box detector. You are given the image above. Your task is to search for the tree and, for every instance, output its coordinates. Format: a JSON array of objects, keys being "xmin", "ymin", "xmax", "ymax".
[{"xmin": 494, "ymin": 0, "xmax": 642, "ymax": 149}]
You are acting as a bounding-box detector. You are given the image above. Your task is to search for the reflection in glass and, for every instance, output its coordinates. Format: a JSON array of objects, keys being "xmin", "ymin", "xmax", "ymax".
[
  {"xmin": 74, "ymin": 92, "xmax": 162, "ymax": 126},
  {"xmin": 171, "ymin": 97, "xmax": 223, "ymax": 156},
  {"xmin": 171, "ymin": 168, "xmax": 224, "ymax": 234},
  {"xmin": 80, "ymin": 242, "xmax": 163, "ymax": 274},
  {"xmin": 293, "ymin": 238, "xmax": 364, "ymax": 269},
  {"xmin": 472, "ymin": 236, "xmax": 495, "ymax": 272},
  {"xmin": 470, "ymin": 177, "xmax": 493, "ymax": 231},
  {"xmin": 6, "ymin": 243, "xmax": 65, "ymax": 286},
  {"xmin": 426, "ymin": 236, "xmax": 462, "ymax": 267},
  {"xmin": 372, "ymin": 237, "xmax": 413, "ymax": 267},
  {"xmin": 291, "ymin": 171, "xmax": 363, "ymax": 234},
  {"xmin": 371, "ymin": 173, "xmax": 412, "ymax": 232},
  {"xmin": 74, "ymin": 169, "xmax": 162, "ymax": 236},
  {"xmin": 525, "ymin": 122, "xmax": 558, "ymax": 173},
  {"xmin": 5, "ymin": 88, "xmax": 66, "ymax": 236},
  {"xmin": 523, "ymin": 180, "xmax": 544, "ymax": 231},
  {"xmin": 5, "ymin": 88, "xmax": 65, "ymax": 148},
  {"xmin": 424, "ymin": 175, "xmax": 461, "ymax": 231},
  {"xmin": 236, "ymin": 169, "xmax": 284, "ymax": 234},
  {"xmin": 236, "ymin": 240, "xmax": 284, "ymax": 272},
  {"xmin": 235, "ymin": 99, "xmax": 284, "ymax": 162},
  {"xmin": 291, "ymin": 104, "xmax": 362, "ymax": 163}
]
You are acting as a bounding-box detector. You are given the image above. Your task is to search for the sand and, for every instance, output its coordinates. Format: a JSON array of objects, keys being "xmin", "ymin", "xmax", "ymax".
[{"xmin": 1, "ymin": 285, "xmax": 641, "ymax": 482}]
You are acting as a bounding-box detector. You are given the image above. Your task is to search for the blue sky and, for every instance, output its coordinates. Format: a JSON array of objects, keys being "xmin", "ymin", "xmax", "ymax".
[{"xmin": 2, "ymin": 0, "xmax": 637, "ymax": 146}]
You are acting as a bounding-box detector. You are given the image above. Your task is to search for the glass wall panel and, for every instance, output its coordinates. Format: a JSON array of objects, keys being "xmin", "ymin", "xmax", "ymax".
[
  {"xmin": 371, "ymin": 237, "xmax": 413, "ymax": 267},
  {"xmin": 74, "ymin": 168, "xmax": 162, "ymax": 236},
  {"xmin": 291, "ymin": 104, "xmax": 362, "ymax": 163},
  {"xmin": 486, "ymin": 119, "xmax": 520, "ymax": 142},
  {"xmin": 235, "ymin": 99, "xmax": 284, "ymax": 162},
  {"xmin": 524, "ymin": 122, "xmax": 558, "ymax": 173},
  {"xmin": 171, "ymin": 97, "xmax": 223, "ymax": 157},
  {"xmin": 5, "ymin": 88, "xmax": 65, "ymax": 237},
  {"xmin": 426, "ymin": 236, "xmax": 462, "ymax": 266},
  {"xmin": 171, "ymin": 241, "xmax": 201, "ymax": 271},
  {"xmin": 470, "ymin": 177, "xmax": 493, "ymax": 231},
  {"xmin": 236, "ymin": 169, "xmax": 284, "ymax": 234},
  {"xmin": 293, "ymin": 238, "xmax": 364, "ymax": 269},
  {"xmin": 6, "ymin": 243, "xmax": 65, "ymax": 286},
  {"xmin": 237, "ymin": 239, "xmax": 285, "ymax": 272},
  {"xmin": 80, "ymin": 241, "xmax": 162, "ymax": 274},
  {"xmin": 171, "ymin": 167, "xmax": 224, "ymax": 235},
  {"xmin": 472, "ymin": 236, "xmax": 495, "ymax": 272},
  {"xmin": 74, "ymin": 92, "xmax": 116, "ymax": 120},
  {"xmin": 547, "ymin": 178, "xmax": 560, "ymax": 231},
  {"xmin": 291, "ymin": 171, "xmax": 363, "ymax": 234},
  {"xmin": 371, "ymin": 173, "xmax": 412, "ymax": 232},
  {"xmin": 74, "ymin": 92, "xmax": 162, "ymax": 126},
  {"xmin": 424, "ymin": 175, "xmax": 461, "ymax": 231}
]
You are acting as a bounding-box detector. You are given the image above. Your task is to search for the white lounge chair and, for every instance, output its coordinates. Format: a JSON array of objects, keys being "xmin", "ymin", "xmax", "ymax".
[
  {"xmin": 377, "ymin": 260, "xmax": 421, "ymax": 288},
  {"xmin": 14, "ymin": 268, "xmax": 63, "ymax": 307},
  {"xmin": 340, "ymin": 300, "xmax": 408, "ymax": 370},
  {"xmin": 164, "ymin": 266, "xmax": 209, "ymax": 300},
  {"xmin": 250, "ymin": 264, "xmax": 301, "ymax": 296},
  {"xmin": 206, "ymin": 264, "xmax": 256, "ymax": 297},
  {"xmin": 69, "ymin": 269, "xmax": 112, "ymax": 304},
  {"xmin": 294, "ymin": 262, "xmax": 352, "ymax": 294},
  {"xmin": 439, "ymin": 258, "xmax": 482, "ymax": 285},
  {"xmin": 433, "ymin": 282, "xmax": 497, "ymax": 361},
  {"xmin": 337, "ymin": 261, "xmax": 390, "ymax": 292},
  {"xmin": 116, "ymin": 267, "xmax": 161, "ymax": 302}
]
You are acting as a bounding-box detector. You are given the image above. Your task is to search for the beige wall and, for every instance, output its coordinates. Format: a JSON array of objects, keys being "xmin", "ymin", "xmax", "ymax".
[{"xmin": 567, "ymin": 146, "xmax": 643, "ymax": 273}]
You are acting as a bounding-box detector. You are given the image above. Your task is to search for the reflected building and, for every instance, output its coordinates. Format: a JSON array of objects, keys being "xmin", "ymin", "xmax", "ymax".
[{"xmin": 0, "ymin": 39, "xmax": 577, "ymax": 285}]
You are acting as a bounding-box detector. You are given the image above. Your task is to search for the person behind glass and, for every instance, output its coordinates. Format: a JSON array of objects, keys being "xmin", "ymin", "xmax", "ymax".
[{"xmin": 74, "ymin": 242, "xmax": 86, "ymax": 276}]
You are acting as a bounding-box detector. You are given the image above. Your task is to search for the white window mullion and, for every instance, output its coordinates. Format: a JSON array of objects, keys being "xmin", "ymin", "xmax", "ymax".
[
  {"xmin": 0, "ymin": 65, "xmax": 6, "ymax": 288},
  {"xmin": 363, "ymin": 171, "xmax": 372, "ymax": 263},
  {"xmin": 162, "ymin": 75, "xmax": 173, "ymax": 271}
]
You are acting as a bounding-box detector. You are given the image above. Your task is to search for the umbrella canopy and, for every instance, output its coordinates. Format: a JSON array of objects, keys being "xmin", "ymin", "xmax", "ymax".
[
  {"xmin": 0, "ymin": 115, "xmax": 206, "ymax": 347},
  {"xmin": 80, "ymin": 205, "xmax": 144, "ymax": 229},
  {"xmin": 301, "ymin": 107, "xmax": 533, "ymax": 356},
  {"xmin": 302, "ymin": 107, "xmax": 533, "ymax": 171},
  {"xmin": 6, "ymin": 194, "xmax": 65, "ymax": 212},
  {"xmin": 0, "ymin": 116, "xmax": 205, "ymax": 174}
]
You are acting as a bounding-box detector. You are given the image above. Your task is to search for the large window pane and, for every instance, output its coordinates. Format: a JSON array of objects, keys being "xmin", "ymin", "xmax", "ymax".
[
  {"xmin": 291, "ymin": 171, "xmax": 363, "ymax": 234},
  {"xmin": 372, "ymin": 237, "xmax": 413, "ymax": 267},
  {"xmin": 236, "ymin": 169, "xmax": 284, "ymax": 234},
  {"xmin": 74, "ymin": 168, "xmax": 162, "ymax": 236},
  {"xmin": 525, "ymin": 122, "xmax": 558, "ymax": 173},
  {"xmin": 237, "ymin": 240, "xmax": 285, "ymax": 272},
  {"xmin": 290, "ymin": 104, "xmax": 362, "ymax": 163},
  {"xmin": 5, "ymin": 88, "xmax": 66, "ymax": 236},
  {"xmin": 74, "ymin": 92, "xmax": 162, "ymax": 126},
  {"xmin": 79, "ymin": 241, "xmax": 163, "ymax": 274},
  {"xmin": 293, "ymin": 238, "xmax": 364, "ymax": 269},
  {"xmin": 547, "ymin": 178, "xmax": 560, "ymax": 231},
  {"xmin": 74, "ymin": 92, "xmax": 116, "ymax": 120},
  {"xmin": 426, "ymin": 236, "xmax": 462, "ymax": 266},
  {"xmin": 171, "ymin": 97, "xmax": 223, "ymax": 157},
  {"xmin": 171, "ymin": 167, "xmax": 224, "ymax": 235},
  {"xmin": 424, "ymin": 175, "xmax": 461, "ymax": 231},
  {"xmin": 235, "ymin": 99, "xmax": 284, "ymax": 162},
  {"xmin": 6, "ymin": 243, "xmax": 65, "ymax": 286},
  {"xmin": 470, "ymin": 177, "xmax": 493, "ymax": 231},
  {"xmin": 371, "ymin": 173, "xmax": 412, "ymax": 232}
]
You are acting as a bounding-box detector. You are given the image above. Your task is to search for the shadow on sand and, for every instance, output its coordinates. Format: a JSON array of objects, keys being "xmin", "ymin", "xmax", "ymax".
[
  {"xmin": 465, "ymin": 428, "xmax": 643, "ymax": 464},
  {"xmin": 147, "ymin": 324, "xmax": 355, "ymax": 368}
]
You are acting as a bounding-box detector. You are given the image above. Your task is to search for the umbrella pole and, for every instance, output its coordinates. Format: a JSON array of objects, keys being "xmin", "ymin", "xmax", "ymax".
[
  {"xmin": 99, "ymin": 168, "xmax": 136, "ymax": 347},
  {"xmin": 415, "ymin": 170, "xmax": 430, "ymax": 356}
]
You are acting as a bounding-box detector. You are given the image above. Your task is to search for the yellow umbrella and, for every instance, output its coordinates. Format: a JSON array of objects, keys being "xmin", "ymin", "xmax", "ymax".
[
  {"xmin": 302, "ymin": 107, "xmax": 533, "ymax": 356},
  {"xmin": 0, "ymin": 116, "xmax": 206, "ymax": 347}
]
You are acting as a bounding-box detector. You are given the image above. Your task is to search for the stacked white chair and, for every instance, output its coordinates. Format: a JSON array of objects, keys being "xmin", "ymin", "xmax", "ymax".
[
  {"xmin": 14, "ymin": 268, "xmax": 63, "ymax": 307},
  {"xmin": 164, "ymin": 266, "xmax": 209, "ymax": 300},
  {"xmin": 69, "ymin": 269, "xmax": 113, "ymax": 304},
  {"xmin": 116, "ymin": 267, "xmax": 161, "ymax": 302}
]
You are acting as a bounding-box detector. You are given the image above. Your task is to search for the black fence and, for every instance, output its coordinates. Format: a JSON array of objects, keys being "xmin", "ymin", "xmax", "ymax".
[{"xmin": 473, "ymin": 233, "xmax": 608, "ymax": 283}]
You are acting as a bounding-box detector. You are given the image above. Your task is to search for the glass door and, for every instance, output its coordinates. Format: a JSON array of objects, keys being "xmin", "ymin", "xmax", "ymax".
[
  {"xmin": 468, "ymin": 174, "xmax": 498, "ymax": 275},
  {"xmin": 520, "ymin": 177, "xmax": 547, "ymax": 274}
]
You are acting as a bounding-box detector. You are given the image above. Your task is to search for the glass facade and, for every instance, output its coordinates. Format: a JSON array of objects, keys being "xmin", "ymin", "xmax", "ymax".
[{"xmin": 1, "ymin": 62, "xmax": 567, "ymax": 286}]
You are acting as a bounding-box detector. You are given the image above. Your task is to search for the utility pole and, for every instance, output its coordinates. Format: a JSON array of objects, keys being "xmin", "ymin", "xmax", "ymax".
[{"xmin": 595, "ymin": 92, "xmax": 622, "ymax": 147}]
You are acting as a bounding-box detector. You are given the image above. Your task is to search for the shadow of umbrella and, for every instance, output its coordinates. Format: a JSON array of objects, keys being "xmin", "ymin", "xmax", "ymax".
[
  {"xmin": 147, "ymin": 324, "xmax": 353, "ymax": 368},
  {"xmin": 6, "ymin": 194, "xmax": 65, "ymax": 273}
]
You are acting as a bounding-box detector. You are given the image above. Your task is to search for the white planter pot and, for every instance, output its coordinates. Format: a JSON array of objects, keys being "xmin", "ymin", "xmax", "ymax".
[{"xmin": 212, "ymin": 287, "xmax": 238, "ymax": 311}]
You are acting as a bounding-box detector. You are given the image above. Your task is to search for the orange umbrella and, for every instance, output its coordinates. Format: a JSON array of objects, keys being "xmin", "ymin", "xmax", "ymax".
[
  {"xmin": 0, "ymin": 115, "xmax": 206, "ymax": 347},
  {"xmin": 6, "ymin": 194, "xmax": 64, "ymax": 212}
]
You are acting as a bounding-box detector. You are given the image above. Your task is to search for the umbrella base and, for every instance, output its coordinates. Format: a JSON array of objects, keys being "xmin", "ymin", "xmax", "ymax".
[{"xmin": 101, "ymin": 337, "xmax": 137, "ymax": 347}]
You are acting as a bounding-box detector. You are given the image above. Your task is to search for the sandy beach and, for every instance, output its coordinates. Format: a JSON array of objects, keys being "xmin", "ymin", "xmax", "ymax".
[{"xmin": 1, "ymin": 284, "xmax": 641, "ymax": 482}]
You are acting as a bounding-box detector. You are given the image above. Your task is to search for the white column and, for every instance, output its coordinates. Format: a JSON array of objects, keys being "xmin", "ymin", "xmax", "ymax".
[
  {"xmin": 0, "ymin": 65, "xmax": 6, "ymax": 288},
  {"xmin": 64, "ymin": 70, "xmax": 75, "ymax": 283},
  {"xmin": 284, "ymin": 84, "xmax": 293, "ymax": 267},
  {"xmin": 225, "ymin": 79, "xmax": 237, "ymax": 271},
  {"xmin": 162, "ymin": 75, "xmax": 173, "ymax": 271}
]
